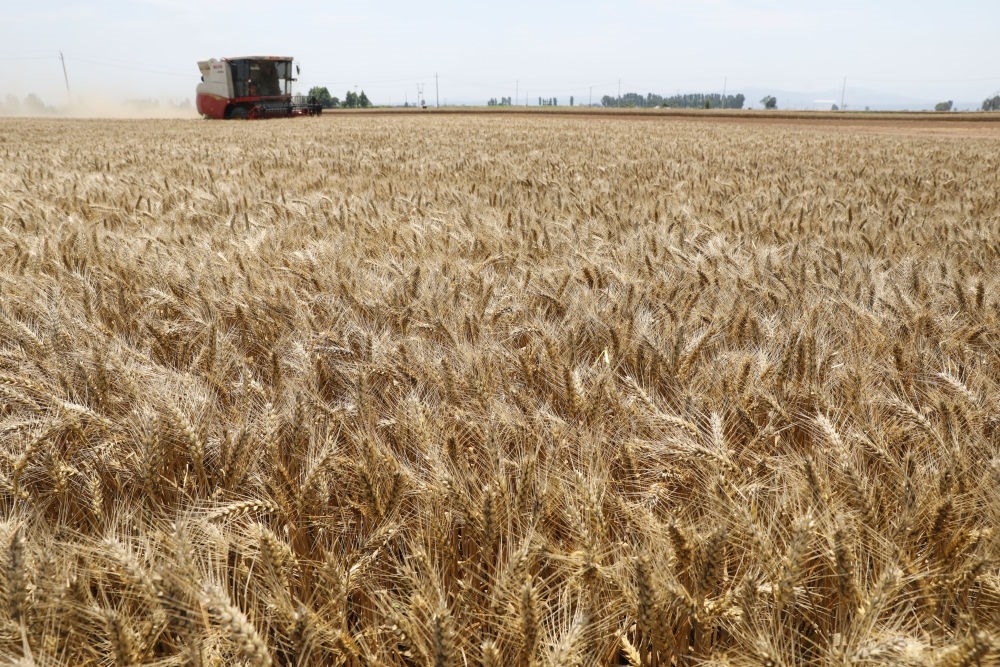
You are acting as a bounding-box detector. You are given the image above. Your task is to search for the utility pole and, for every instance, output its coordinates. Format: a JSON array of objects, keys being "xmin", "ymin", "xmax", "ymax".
[
  {"xmin": 840, "ymin": 77, "xmax": 847, "ymax": 110},
  {"xmin": 618, "ymin": 78, "xmax": 622, "ymax": 102},
  {"xmin": 59, "ymin": 51, "xmax": 71, "ymax": 104},
  {"xmin": 435, "ymin": 73, "xmax": 439, "ymax": 107},
  {"xmin": 515, "ymin": 80, "xmax": 518, "ymax": 107},
  {"xmin": 589, "ymin": 86, "xmax": 593, "ymax": 107},
  {"xmin": 722, "ymin": 77, "xmax": 727, "ymax": 107}
]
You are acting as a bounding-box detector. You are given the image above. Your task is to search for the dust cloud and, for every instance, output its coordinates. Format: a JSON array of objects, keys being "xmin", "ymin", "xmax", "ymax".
[{"xmin": 0, "ymin": 93, "xmax": 199, "ymax": 119}]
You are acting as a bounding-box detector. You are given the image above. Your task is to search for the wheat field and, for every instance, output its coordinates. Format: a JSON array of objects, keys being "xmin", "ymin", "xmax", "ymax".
[{"xmin": 1, "ymin": 114, "xmax": 998, "ymax": 665}]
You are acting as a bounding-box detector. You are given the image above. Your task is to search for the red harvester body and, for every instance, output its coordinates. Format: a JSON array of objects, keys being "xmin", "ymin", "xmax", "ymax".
[{"xmin": 196, "ymin": 56, "xmax": 321, "ymax": 119}]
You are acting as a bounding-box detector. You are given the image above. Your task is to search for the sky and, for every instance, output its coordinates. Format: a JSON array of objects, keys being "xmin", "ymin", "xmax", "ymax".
[{"xmin": 2, "ymin": 0, "xmax": 999, "ymax": 110}]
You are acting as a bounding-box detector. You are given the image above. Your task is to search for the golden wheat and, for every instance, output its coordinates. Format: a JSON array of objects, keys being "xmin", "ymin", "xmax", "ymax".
[{"xmin": 0, "ymin": 114, "xmax": 998, "ymax": 664}]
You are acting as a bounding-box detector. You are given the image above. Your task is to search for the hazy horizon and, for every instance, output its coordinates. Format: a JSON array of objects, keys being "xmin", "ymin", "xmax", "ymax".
[{"xmin": 3, "ymin": 1, "xmax": 999, "ymax": 111}]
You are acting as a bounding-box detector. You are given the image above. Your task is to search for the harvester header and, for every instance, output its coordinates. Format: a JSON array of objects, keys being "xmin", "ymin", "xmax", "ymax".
[{"xmin": 196, "ymin": 56, "xmax": 321, "ymax": 119}]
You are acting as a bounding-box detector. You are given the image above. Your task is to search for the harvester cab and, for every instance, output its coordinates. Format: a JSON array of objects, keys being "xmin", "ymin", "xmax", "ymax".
[{"xmin": 196, "ymin": 56, "xmax": 322, "ymax": 119}]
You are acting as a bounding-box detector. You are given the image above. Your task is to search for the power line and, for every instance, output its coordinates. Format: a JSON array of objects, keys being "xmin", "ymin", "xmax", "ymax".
[
  {"xmin": 0, "ymin": 55, "xmax": 58, "ymax": 62},
  {"xmin": 849, "ymin": 74, "xmax": 1000, "ymax": 84},
  {"xmin": 306, "ymin": 73, "xmax": 436, "ymax": 86},
  {"xmin": 63, "ymin": 54, "xmax": 190, "ymax": 78}
]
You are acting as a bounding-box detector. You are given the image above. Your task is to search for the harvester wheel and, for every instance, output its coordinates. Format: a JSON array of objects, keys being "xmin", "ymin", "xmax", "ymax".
[{"xmin": 229, "ymin": 106, "xmax": 249, "ymax": 120}]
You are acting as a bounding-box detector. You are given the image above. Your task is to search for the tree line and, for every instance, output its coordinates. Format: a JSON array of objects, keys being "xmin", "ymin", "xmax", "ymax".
[
  {"xmin": 304, "ymin": 84, "xmax": 1000, "ymax": 112},
  {"xmin": 601, "ymin": 92, "xmax": 746, "ymax": 109},
  {"xmin": 0, "ymin": 93, "xmax": 53, "ymax": 115},
  {"xmin": 306, "ymin": 87, "xmax": 372, "ymax": 109}
]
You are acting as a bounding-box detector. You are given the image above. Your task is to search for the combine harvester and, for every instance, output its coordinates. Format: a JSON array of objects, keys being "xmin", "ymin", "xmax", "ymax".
[{"xmin": 196, "ymin": 56, "xmax": 322, "ymax": 119}]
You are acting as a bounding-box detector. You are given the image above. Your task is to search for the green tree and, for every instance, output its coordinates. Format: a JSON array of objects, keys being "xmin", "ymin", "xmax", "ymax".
[
  {"xmin": 358, "ymin": 90, "xmax": 371, "ymax": 108},
  {"xmin": 307, "ymin": 86, "xmax": 335, "ymax": 108},
  {"xmin": 761, "ymin": 95, "xmax": 777, "ymax": 110},
  {"xmin": 344, "ymin": 91, "xmax": 359, "ymax": 108},
  {"xmin": 934, "ymin": 100, "xmax": 953, "ymax": 112}
]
